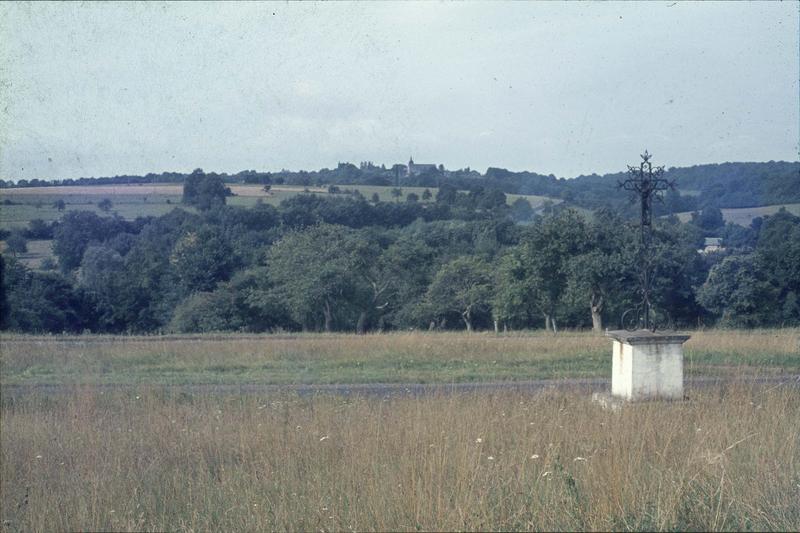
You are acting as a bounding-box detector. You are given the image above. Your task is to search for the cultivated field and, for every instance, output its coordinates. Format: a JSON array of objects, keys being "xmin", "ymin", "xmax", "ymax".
[
  {"xmin": 0, "ymin": 240, "xmax": 53, "ymax": 270},
  {"xmin": 0, "ymin": 183, "xmax": 557, "ymax": 230},
  {"xmin": 674, "ymin": 203, "xmax": 800, "ymax": 227},
  {"xmin": 1, "ymin": 382, "xmax": 798, "ymax": 531}
]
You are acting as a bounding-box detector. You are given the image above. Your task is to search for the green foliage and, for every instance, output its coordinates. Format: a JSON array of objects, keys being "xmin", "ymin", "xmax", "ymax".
[
  {"xmin": 170, "ymin": 289, "xmax": 244, "ymax": 333},
  {"xmin": 182, "ymin": 169, "xmax": 231, "ymax": 210},
  {"xmin": 425, "ymin": 256, "xmax": 493, "ymax": 331},
  {"xmin": 267, "ymin": 224, "xmax": 372, "ymax": 331},
  {"xmin": 696, "ymin": 254, "xmax": 776, "ymax": 327},
  {"xmin": 52, "ymin": 211, "xmax": 132, "ymax": 272},
  {"xmin": 510, "ymin": 197, "xmax": 534, "ymax": 222},
  {"xmin": 97, "ymin": 198, "xmax": 113, "ymax": 212},
  {"xmin": 5, "ymin": 232, "xmax": 28, "ymax": 254},
  {"xmin": 691, "ymin": 206, "xmax": 724, "ymax": 231},
  {"xmin": 170, "ymin": 226, "xmax": 235, "ymax": 294},
  {"xmin": 3, "ymin": 174, "xmax": 799, "ymax": 333},
  {"xmin": 2, "ymin": 257, "xmax": 90, "ymax": 333}
]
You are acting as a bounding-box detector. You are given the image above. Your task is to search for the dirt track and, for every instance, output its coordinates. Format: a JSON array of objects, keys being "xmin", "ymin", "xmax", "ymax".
[{"xmin": 2, "ymin": 375, "xmax": 798, "ymax": 400}]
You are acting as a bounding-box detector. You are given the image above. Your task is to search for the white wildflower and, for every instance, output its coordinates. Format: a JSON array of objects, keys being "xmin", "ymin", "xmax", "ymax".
[
  {"xmin": 530, "ymin": 454, "xmax": 540, "ymax": 459},
  {"xmin": 475, "ymin": 437, "xmax": 483, "ymax": 443},
  {"xmin": 487, "ymin": 456, "xmax": 495, "ymax": 461},
  {"xmin": 319, "ymin": 435, "xmax": 329, "ymax": 442},
  {"xmin": 573, "ymin": 457, "xmax": 587, "ymax": 462}
]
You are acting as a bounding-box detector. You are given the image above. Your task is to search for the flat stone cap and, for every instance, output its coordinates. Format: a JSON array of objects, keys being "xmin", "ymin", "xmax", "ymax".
[{"xmin": 606, "ymin": 329, "xmax": 691, "ymax": 345}]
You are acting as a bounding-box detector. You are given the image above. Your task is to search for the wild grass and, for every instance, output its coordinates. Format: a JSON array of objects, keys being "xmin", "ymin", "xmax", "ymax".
[
  {"xmin": 1, "ymin": 329, "xmax": 798, "ymax": 386},
  {"xmin": 1, "ymin": 382, "xmax": 797, "ymax": 531}
]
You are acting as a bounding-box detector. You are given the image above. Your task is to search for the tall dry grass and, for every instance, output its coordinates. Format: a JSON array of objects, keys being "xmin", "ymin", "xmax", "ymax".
[{"xmin": 2, "ymin": 383, "xmax": 798, "ymax": 531}]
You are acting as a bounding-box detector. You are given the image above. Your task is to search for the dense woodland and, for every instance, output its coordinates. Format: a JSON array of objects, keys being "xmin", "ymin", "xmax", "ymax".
[{"xmin": 1, "ymin": 169, "xmax": 799, "ymax": 334}]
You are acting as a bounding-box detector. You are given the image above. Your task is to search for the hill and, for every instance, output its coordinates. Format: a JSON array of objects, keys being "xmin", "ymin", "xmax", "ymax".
[{"xmin": 2, "ymin": 160, "xmax": 797, "ymax": 219}]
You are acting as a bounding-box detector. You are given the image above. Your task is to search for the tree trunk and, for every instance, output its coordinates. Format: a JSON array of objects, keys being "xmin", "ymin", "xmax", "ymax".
[
  {"xmin": 591, "ymin": 307, "xmax": 603, "ymax": 332},
  {"xmin": 544, "ymin": 314, "xmax": 551, "ymax": 332},
  {"xmin": 463, "ymin": 310, "xmax": 473, "ymax": 332},
  {"xmin": 323, "ymin": 300, "xmax": 333, "ymax": 332},
  {"xmin": 493, "ymin": 319, "xmax": 499, "ymax": 333},
  {"xmin": 356, "ymin": 311, "xmax": 367, "ymax": 335},
  {"xmin": 590, "ymin": 293, "xmax": 604, "ymax": 332},
  {"xmin": 551, "ymin": 316, "xmax": 558, "ymax": 334}
]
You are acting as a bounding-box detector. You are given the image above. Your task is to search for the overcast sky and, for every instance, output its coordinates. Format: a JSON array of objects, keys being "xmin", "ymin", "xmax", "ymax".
[{"xmin": 1, "ymin": 1, "xmax": 797, "ymax": 181}]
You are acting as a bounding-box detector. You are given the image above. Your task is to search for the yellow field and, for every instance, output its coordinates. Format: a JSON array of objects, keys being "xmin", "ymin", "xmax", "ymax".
[{"xmin": 1, "ymin": 382, "xmax": 797, "ymax": 531}]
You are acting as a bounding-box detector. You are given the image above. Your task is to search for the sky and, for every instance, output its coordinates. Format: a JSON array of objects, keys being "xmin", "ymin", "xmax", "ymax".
[{"xmin": 0, "ymin": 1, "xmax": 798, "ymax": 181}]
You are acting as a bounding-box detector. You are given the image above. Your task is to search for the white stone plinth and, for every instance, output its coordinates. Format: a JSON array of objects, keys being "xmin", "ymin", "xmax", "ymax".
[{"xmin": 606, "ymin": 330, "xmax": 690, "ymax": 401}]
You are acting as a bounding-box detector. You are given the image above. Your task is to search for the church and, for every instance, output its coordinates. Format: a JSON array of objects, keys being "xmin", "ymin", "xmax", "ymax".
[{"xmin": 405, "ymin": 157, "xmax": 438, "ymax": 176}]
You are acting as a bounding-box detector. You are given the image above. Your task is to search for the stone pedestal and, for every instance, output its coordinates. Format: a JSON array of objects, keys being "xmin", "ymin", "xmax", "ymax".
[{"xmin": 606, "ymin": 330, "xmax": 691, "ymax": 401}]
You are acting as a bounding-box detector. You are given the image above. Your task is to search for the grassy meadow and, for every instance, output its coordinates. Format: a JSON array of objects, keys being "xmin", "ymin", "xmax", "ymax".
[
  {"xmin": 1, "ymin": 329, "xmax": 798, "ymax": 387},
  {"xmin": 1, "ymin": 382, "xmax": 798, "ymax": 531},
  {"xmin": 674, "ymin": 203, "xmax": 800, "ymax": 227},
  {"xmin": 0, "ymin": 183, "xmax": 556, "ymax": 232},
  {"xmin": 2, "ymin": 330, "xmax": 798, "ymax": 531}
]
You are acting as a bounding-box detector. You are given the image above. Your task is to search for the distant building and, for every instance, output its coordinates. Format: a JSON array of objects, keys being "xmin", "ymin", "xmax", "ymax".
[
  {"xmin": 699, "ymin": 237, "xmax": 724, "ymax": 254},
  {"xmin": 405, "ymin": 157, "xmax": 438, "ymax": 177}
]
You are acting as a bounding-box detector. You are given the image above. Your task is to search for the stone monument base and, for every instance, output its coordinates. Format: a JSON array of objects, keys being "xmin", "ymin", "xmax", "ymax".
[{"xmin": 605, "ymin": 330, "xmax": 691, "ymax": 401}]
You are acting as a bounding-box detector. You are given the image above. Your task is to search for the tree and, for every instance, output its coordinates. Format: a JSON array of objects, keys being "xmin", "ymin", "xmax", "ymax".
[
  {"xmin": 53, "ymin": 199, "xmax": 66, "ymax": 211},
  {"xmin": 493, "ymin": 249, "xmax": 540, "ymax": 331},
  {"xmin": 5, "ymin": 232, "xmax": 28, "ymax": 255},
  {"xmin": 2, "ymin": 257, "xmax": 90, "ymax": 333},
  {"xmin": 510, "ymin": 197, "xmax": 534, "ymax": 222},
  {"xmin": 170, "ymin": 226, "xmax": 235, "ymax": 294},
  {"xmin": 692, "ymin": 206, "xmax": 724, "ymax": 232},
  {"xmin": 406, "ymin": 192, "xmax": 419, "ymax": 203},
  {"xmin": 422, "ymin": 188, "xmax": 432, "ymax": 202},
  {"xmin": 517, "ymin": 210, "xmax": 589, "ymax": 332},
  {"xmin": 27, "ymin": 219, "xmax": 54, "ymax": 239},
  {"xmin": 371, "ymin": 192, "xmax": 380, "ymax": 203},
  {"xmin": 169, "ymin": 289, "xmax": 244, "ymax": 333},
  {"xmin": 753, "ymin": 210, "xmax": 800, "ymax": 325},
  {"xmin": 564, "ymin": 210, "xmax": 635, "ymax": 331},
  {"xmin": 182, "ymin": 169, "xmax": 231, "ymax": 210},
  {"xmin": 77, "ymin": 245, "xmax": 127, "ymax": 332},
  {"xmin": 391, "ymin": 187, "xmax": 403, "ymax": 203},
  {"xmin": 425, "ymin": 256, "xmax": 492, "ymax": 332},
  {"xmin": 267, "ymin": 224, "xmax": 367, "ymax": 332},
  {"xmin": 696, "ymin": 254, "xmax": 776, "ymax": 326},
  {"xmin": 436, "ymin": 183, "xmax": 459, "ymax": 205},
  {"xmin": 98, "ymin": 198, "xmax": 113, "ymax": 212},
  {"xmin": 52, "ymin": 211, "xmax": 131, "ymax": 272}
]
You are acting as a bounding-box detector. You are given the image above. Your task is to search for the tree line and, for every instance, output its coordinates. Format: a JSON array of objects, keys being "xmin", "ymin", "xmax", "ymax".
[
  {"xmin": 3, "ymin": 160, "xmax": 797, "ymax": 214},
  {"xmin": 2, "ymin": 172, "xmax": 799, "ymax": 334}
]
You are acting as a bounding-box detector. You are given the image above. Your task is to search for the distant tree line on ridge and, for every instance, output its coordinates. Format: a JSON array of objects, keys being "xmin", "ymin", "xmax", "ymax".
[
  {"xmin": 2, "ymin": 160, "xmax": 797, "ymax": 214},
  {"xmin": 2, "ymin": 170, "xmax": 799, "ymax": 334}
]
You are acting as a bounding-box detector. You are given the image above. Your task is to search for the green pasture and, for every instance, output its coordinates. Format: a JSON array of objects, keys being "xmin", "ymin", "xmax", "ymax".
[
  {"xmin": 1, "ymin": 183, "xmax": 560, "ymax": 231},
  {"xmin": 0, "ymin": 189, "xmax": 187, "ymax": 229},
  {"xmin": 0, "ymin": 239, "xmax": 55, "ymax": 269},
  {"xmin": 1, "ymin": 329, "xmax": 797, "ymax": 387},
  {"xmin": 674, "ymin": 203, "xmax": 800, "ymax": 226}
]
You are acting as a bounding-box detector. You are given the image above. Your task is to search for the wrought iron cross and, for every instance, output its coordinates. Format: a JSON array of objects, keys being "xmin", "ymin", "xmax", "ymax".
[{"xmin": 619, "ymin": 151, "xmax": 674, "ymax": 331}]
